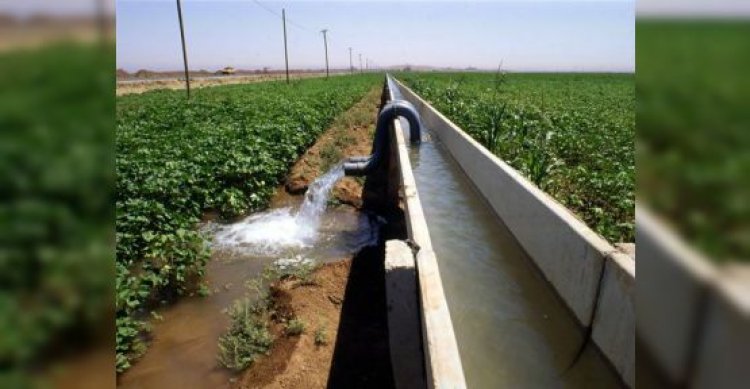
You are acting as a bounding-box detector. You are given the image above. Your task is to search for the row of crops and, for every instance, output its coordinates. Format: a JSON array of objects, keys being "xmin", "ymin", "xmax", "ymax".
[
  {"xmin": 400, "ymin": 73, "xmax": 634, "ymax": 243},
  {"xmin": 115, "ymin": 75, "xmax": 379, "ymax": 372}
]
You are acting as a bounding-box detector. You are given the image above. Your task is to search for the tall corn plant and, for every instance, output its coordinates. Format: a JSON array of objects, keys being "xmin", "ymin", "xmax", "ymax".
[{"xmin": 482, "ymin": 66, "xmax": 508, "ymax": 152}]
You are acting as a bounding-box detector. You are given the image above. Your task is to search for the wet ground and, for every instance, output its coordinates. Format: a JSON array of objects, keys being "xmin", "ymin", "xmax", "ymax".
[{"xmin": 117, "ymin": 200, "xmax": 379, "ymax": 389}]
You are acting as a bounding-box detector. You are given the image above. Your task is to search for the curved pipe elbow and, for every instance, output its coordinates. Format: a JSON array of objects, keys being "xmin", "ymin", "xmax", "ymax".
[
  {"xmin": 344, "ymin": 99, "xmax": 422, "ymax": 176},
  {"xmin": 343, "ymin": 159, "xmax": 371, "ymax": 176}
]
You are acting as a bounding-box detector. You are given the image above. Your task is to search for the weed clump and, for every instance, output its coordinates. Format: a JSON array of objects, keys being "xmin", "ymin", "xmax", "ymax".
[
  {"xmin": 314, "ymin": 327, "xmax": 329, "ymax": 345},
  {"xmin": 285, "ymin": 318, "xmax": 306, "ymax": 337},
  {"xmin": 217, "ymin": 298, "xmax": 274, "ymax": 371},
  {"xmin": 217, "ymin": 261, "xmax": 320, "ymax": 371}
]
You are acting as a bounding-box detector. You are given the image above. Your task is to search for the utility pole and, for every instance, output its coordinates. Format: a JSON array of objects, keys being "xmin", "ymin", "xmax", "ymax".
[
  {"xmin": 96, "ymin": 0, "xmax": 107, "ymax": 47},
  {"xmin": 349, "ymin": 47, "xmax": 354, "ymax": 74},
  {"xmin": 321, "ymin": 29, "xmax": 329, "ymax": 79},
  {"xmin": 359, "ymin": 53, "xmax": 363, "ymax": 74},
  {"xmin": 282, "ymin": 9, "xmax": 289, "ymax": 83},
  {"xmin": 176, "ymin": 0, "xmax": 190, "ymax": 98}
]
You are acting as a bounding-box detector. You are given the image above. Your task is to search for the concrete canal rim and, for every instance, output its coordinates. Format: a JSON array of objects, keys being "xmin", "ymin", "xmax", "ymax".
[{"xmin": 376, "ymin": 75, "xmax": 635, "ymax": 388}]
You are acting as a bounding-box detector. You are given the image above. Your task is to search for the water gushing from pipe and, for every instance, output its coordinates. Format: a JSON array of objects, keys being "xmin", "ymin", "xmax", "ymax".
[{"xmin": 213, "ymin": 164, "xmax": 345, "ymax": 256}]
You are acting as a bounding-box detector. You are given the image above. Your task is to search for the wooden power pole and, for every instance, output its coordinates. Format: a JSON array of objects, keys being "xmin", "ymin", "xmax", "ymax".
[
  {"xmin": 321, "ymin": 29, "xmax": 329, "ymax": 79},
  {"xmin": 282, "ymin": 9, "xmax": 289, "ymax": 83},
  {"xmin": 176, "ymin": 0, "xmax": 190, "ymax": 99},
  {"xmin": 348, "ymin": 47, "xmax": 353, "ymax": 74}
]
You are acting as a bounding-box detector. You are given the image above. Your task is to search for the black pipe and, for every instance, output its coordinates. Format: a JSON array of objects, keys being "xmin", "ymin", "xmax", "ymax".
[{"xmin": 343, "ymin": 99, "xmax": 422, "ymax": 176}]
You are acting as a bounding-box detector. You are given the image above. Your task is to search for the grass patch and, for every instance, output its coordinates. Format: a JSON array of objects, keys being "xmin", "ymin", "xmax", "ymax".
[
  {"xmin": 314, "ymin": 326, "xmax": 329, "ymax": 346},
  {"xmin": 285, "ymin": 318, "xmax": 306, "ymax": 337},
  {"xmin": 217, "ymin": 260, "xmax": 319, "ymax": 371},
  {"xmin": 320, "ymin": 142, "xmax": 341, "ymax": 172},
  {"xmin": 217, "ymin": 298, "xmax": 274, "ymax": 371}
]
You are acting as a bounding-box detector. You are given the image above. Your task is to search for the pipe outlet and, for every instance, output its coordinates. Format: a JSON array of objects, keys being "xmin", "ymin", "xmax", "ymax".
[{"xmin": 344, "ymin": 99, "xmax": 422, "ymax": 176}]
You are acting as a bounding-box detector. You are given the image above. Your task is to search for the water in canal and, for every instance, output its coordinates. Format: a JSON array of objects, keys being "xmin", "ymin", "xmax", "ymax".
[{"xmin": 406, "ymin": 127, "xmax": 623, "ymax": 388}]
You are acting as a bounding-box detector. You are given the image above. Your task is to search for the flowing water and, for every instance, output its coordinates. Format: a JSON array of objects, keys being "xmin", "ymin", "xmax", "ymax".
[
  {"xmin": 118, "ymin": 164, "xmax": 378, "ymax": 388},
  {"xmin": 213, "ymin": 164, "xmax": 346, "ymax": 256},
  {"xmin": 400, "ymin": 121, "xmax": 622, "ymax": 388}
]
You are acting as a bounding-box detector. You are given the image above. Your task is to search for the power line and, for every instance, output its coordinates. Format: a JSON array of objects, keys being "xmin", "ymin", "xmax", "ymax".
[
  {"xmin": 252, "ymin": 0, "xmax": 281, "ymax": 18},
  {"xmin": 251, "ymin": 0, "xmax": 360, "ymax": 73},
  {"xmin": 253, "ymin": 0, "xmax": 314, "ymax": 33}
]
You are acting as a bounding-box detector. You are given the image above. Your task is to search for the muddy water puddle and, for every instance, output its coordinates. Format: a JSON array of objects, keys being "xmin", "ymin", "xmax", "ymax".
[{"xmin": 118, "ymin": 198, "xmax": 377, "ymax": 389}]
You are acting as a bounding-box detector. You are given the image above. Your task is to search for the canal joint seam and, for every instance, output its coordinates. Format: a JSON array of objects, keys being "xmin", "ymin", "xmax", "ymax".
[{"xmin": 563, "ymin": 245, "xmax": 611, "ymax": 374}]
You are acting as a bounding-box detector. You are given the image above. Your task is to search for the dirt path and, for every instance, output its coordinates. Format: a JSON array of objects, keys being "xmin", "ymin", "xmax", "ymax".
[
  {"xmin": 116, "ymin": 73, "xmax": 346, "ymax": 96},
  {"xmin": 280, "ymin": 86, "xmax": 382, "ymax": 208}
]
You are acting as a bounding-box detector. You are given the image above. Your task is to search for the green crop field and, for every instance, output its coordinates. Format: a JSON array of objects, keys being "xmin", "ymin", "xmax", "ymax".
[
  {"xmin": 637, "ymin": 20, "xmax": 750, "ymax": 261},
  {"xmin": 400, "ymin": 72, "xmax": 634, "ymax": 243},
  {"xmin": 115, "ymin": 75, "xmax": 379, "ymax": 372},
  {"xmin": 0, "ymin": 43, "xmax": 113, "ymax": 374}
]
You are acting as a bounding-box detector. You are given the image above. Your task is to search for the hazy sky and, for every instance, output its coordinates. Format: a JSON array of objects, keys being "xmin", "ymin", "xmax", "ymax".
[{"xmin": 116, "ymin": 0, "xmax": 634, "ymax": 72}]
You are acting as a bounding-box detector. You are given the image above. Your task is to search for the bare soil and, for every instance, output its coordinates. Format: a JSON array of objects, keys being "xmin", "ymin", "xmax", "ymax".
[
  {"xmin": 235, "ymin": 260, "xmax": 349, "ymax": 389},
  {"xmin": 236, "ymin": 246, "xmax": 394, "ymax": 389},
  {"xmin": 281, "ymin": 86, "xmax": 382, "ymax": 208},
  {"xmin": 0, "ymin": 17, "xmax": 109, "ymax": 52},
  {"xmin": 116, "ymin": 72, "xmax": 346, "ymax": 96}
]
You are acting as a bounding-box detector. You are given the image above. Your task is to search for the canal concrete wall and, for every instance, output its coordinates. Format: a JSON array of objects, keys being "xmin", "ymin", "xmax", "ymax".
[
  {"xmin": 637, "ymin": 207, "xmax": 750, "ymax": 388},
  {"xmin": 385, "ymin": 240, "xmax": 427, "ymax": 389},
  {"xmin": 381, "ymin": 81, "xmax": 467, "ymax": 389},
  {"xmin": 393, "ymin": 78, "xmax": 635, "ymax": 388}
]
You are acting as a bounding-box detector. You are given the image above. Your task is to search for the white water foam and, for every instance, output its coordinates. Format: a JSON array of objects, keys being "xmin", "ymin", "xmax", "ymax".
[
  {"xmin": 274, "ymin": 255, "xmax": 314, "ymax": 270},
  {"xmin": 212, "ymin": 164, "xmax": 345, "ymax": 256}
]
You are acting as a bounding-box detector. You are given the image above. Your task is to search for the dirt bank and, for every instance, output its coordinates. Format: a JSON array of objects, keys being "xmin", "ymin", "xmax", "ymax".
[
  {"xmin": 235, "ymin": 247, "xmax": 394, "ymax": 389},
  {"xmin": 281, "ymin": 86, "xmax": 382, "ymax": 208}
]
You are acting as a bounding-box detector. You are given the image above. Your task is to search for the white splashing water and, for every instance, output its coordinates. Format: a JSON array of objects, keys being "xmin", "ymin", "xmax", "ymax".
[{"xmin": 213, "ymin": 164, "xmax": 345, "ymax": 256}]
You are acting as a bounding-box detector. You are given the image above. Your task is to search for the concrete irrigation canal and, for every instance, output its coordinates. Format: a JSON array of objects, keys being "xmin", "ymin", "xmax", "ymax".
[
  {"xmin": 119, "ymin": 76, "xmax": 635, "ymax": 388},
  {"xmin": 371, "ymin": 76, "xmax": 634, "ymax": 388}
]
